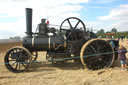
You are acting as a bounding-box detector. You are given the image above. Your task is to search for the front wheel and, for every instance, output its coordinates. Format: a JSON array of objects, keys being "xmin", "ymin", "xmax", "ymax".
[{"xmin": 4, "ymin": 46, "xmax": 32, "ymax": 73}]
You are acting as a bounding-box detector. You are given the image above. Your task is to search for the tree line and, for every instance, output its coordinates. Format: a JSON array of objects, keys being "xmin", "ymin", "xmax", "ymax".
[{"xmin": 96, "ymin": 28, "xmax": 128, "ymax": 38}]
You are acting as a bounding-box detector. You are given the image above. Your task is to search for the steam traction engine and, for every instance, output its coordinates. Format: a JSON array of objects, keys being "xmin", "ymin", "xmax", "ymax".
[{"xmin": 4, "ymin": 8, "xmax": 119, "ymax": 73}]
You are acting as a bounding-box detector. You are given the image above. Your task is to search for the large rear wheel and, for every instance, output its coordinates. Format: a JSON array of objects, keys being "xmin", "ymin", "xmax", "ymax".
[{"xmin": 80, "ymin": 38, "xmax": 115, "ymax": 70}]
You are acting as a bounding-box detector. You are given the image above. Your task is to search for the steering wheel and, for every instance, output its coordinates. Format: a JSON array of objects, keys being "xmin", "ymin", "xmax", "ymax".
[{"xmin": 60, "ymin": 17, "xmax": 86, "ymax": 41}]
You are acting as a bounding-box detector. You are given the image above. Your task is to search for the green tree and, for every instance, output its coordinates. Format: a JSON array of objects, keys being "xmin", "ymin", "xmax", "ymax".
[
  {"xmin": 111, "ymin": 28, "xmax": 117, "ymax": 33},
  {"xmin": 96, "ymin": 29, "xmax": 104, "ymax": 34},
  {"xmin": 96, "ymin": 29, "xmax": 105, "ymax": 38}
]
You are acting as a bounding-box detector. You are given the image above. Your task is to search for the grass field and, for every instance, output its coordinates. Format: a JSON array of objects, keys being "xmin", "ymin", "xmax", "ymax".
[{"xmin": 0, "ymin": 39, "xmax": 128, "ymax": 85}]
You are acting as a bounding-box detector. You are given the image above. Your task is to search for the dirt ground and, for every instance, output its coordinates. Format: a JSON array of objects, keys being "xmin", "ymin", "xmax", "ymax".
[{"xmin": 0, "ymin": 39, "xmax": 128, "ymax": 85}]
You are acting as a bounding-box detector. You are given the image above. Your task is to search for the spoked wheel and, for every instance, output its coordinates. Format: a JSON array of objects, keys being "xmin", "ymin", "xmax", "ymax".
[
  {"xmin": 60, "ymin": 17, "xmax": 86, "ymax": 41},
  {"xmin": 4, "ymin": 46, "xmax": 32, "ymax": 73},
  {"xmin": 80, "ymin": 38, "xmax": 115, "ymax": 70},
  {"xmin": 31, "ymin": 51, "xmax": 38, "ymax": 61}
]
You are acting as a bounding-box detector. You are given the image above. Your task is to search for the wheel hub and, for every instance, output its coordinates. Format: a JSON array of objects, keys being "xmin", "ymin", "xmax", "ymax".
[{"xmin": 16, "ymin": 57, "xmax": 24, "ymax": 62}]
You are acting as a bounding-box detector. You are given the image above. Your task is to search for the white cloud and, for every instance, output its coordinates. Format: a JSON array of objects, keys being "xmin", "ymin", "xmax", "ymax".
[
  {"xmin": 98, "ymin": 4, "xmax": 128, "ymax": 32},
  {"xmin": 90, "ymin": 0, "xmax": 117, "ymax": 4},
  {"xmin": 1, "ymin": 0, "xmax": 128, "ymax": 38},
  {"xmin": 99, "ymin": 5, "xmax": 128, "ymax": 21},
  {"xmin": 0, "ymin": 0, "xmax": 89, "ymax": 39},
  {"xmin": 0, "ymin": 18, "xmax": 26, "ymax": 39}
]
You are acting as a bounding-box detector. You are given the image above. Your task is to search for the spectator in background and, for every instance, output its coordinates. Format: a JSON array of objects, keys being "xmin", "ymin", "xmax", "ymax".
[
  {"xmin": 110, "ymin": 40, "xmax": 115, "ymax": 48},
  {"xmin": 121, "ymin": 36, "xmax": 124, "ymax": 42},
  {"xmin": 111, "ymin": 36, "xmax": 114, "ymax": 40},
  {"xmin": 118, "ymin": 45, "xmax": 127, "ymax": 71}
]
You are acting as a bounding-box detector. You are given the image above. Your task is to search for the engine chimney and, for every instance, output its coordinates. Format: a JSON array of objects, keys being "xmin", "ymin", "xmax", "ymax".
[{"xmin": 26, "ymin": 8, "xmax": 32, "ymax": 37}]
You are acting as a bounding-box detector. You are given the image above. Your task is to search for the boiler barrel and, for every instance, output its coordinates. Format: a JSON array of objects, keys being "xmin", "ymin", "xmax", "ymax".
[{"xmin": 23, "ymin": 36, "xmax": 65, "ymax": 51}]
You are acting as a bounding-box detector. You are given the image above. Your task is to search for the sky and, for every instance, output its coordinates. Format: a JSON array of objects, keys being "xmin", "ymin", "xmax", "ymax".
[{"xmin": 0, "ymin": 0, "xmax": 128, "ymax": 39}]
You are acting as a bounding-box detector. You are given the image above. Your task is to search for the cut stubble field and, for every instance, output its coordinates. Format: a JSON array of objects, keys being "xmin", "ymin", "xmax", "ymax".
[{"xmin": 0, "ymin": 39, "xmax": 128, "ymax": 85}]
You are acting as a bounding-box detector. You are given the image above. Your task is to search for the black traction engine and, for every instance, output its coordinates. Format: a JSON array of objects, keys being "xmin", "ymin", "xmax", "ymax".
[{"xmin": 4, "ymin": 8, "xmax": 119, "ymax": 73}]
